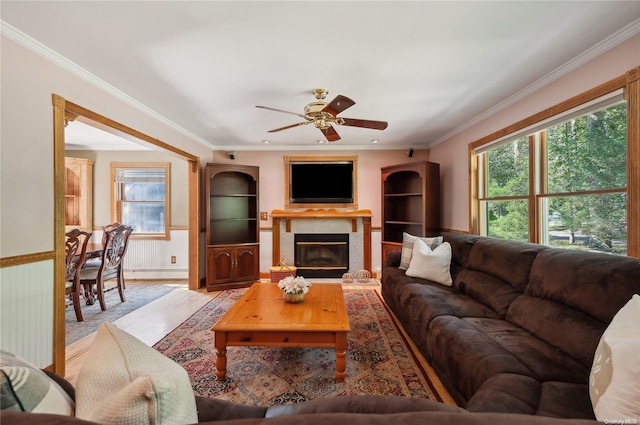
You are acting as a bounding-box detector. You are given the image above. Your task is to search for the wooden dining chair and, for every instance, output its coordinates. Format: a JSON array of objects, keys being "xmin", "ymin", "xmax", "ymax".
[
  {"xmin": 65, "ymin": 229, "xmax": 93, "ymax": 322},
  {"xmin": 79, "ymin": 224, "xmax": 133, "ymax": 311}
]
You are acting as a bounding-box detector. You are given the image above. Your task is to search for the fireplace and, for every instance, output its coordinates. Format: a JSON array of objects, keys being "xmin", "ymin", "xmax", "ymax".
[{"xmin": 294, "ymin": 233, "xmax": 349, "ymax": 278}]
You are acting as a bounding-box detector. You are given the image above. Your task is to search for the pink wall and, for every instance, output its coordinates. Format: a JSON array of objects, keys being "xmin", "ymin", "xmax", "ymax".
[
  {"xmin": 430, "ymin": 34, "xmax": 640, "ymax": 233},
  {"xmin": 208, "ymin": 149, "xmax": 429, "ymax": 227}
]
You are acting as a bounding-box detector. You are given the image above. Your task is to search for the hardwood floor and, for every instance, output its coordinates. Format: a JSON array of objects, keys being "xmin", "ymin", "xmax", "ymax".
[
  {"xmin": 65, "ymin": 283, "xmax": 215, "ymax": 385},
  {"xmin": 64, "ymin": 279, "xmax": 456, "ymax": 406}
]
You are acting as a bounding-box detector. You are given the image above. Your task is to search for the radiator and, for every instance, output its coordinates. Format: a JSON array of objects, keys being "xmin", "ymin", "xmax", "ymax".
[{"xmin": 92, "ymin": 229, "xmax": 188, "ymax": 279}]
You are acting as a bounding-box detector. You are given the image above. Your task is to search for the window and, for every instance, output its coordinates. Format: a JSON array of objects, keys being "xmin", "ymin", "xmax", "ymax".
[
  {"xmin": 474, "ymin": 96, "xmax": 630, "ymax": 255},
  {"xmin": 479, "ymin": 137, "xmax": 531, "ymax": 241},
  {"xmin": 542, "ymin": 103, "xmax": 627, "ymax": 253},
  {"xmin": 111, "ymin": 163, "xmax": 170, "ymax": 239}
]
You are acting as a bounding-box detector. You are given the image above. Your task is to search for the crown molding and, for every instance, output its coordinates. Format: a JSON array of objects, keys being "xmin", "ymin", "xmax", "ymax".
[
  {"xmin": 1, "ymin": 21, "xmax": 215, "ymax": 150},
  {"xmin": 429, "ymin": 17, "xmax": 640, "ymax": 148}
]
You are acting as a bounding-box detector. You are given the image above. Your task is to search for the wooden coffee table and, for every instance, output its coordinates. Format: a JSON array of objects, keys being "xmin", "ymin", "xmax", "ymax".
[{"xmin": 211, "ymin": 283, "xmax": 350, "ymax": 381}]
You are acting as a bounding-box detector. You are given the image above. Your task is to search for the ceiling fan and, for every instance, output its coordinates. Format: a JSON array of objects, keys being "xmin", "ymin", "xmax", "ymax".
[{"xmin": 256, "ymin": 88, "xmax": 388, "ymax": 142}]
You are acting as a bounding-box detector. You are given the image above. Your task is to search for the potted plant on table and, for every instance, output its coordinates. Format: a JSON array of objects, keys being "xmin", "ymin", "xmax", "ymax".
[{"xmin": 278, "ymin": 275, "xmax": 311, "ymax": 303}]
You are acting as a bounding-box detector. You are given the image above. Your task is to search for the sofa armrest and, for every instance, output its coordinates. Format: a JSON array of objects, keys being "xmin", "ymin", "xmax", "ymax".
[
  {"xmin": 384, "ymin": 250, "xmax": 402, "ymax": 268},
  {"xmin": 1, "ymin": 411, "xmax": 95, "ymax": 425},
  {"xmin": 195, "ymin": 396, "xmax": 267, "ymax": 422},
  {"xmin": 265, "ymin": 395, "xmax": 462, "ymax": 417},
  {"xmin": 43, "ymin": 370, "xmax": 76, "ymax": 402}
]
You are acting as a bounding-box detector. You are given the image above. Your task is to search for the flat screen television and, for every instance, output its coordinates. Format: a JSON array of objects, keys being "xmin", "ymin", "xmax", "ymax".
[{"xmin": 287, "ymin": 157, "xmax": 356, "ymax": 206}]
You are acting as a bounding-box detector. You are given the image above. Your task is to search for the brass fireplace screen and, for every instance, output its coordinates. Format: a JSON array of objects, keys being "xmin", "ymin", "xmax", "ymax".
[{"xmin": 294, "ymin": 233, "xmax": 349, "ymax": 278}]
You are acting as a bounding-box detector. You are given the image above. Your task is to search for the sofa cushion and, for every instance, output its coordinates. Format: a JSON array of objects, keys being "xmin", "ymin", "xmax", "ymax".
[
  {"xmin": 441, "ymin": 232, "xmax": 481, "ymax": 270},
  {"xmin": 589, "ymin": 294, "xmax": 640, "ymax": 423},
  {"xmin": 509, "ymin": 249, "xmax": 640, "ymax": 367},
  {"xmin": 507, "ymin": 295, "xmax": 604, "ymax": 368},
  {"xmin": 462, "ymin": 318, "xmax": 588, "ymax": 384},
  {"xmin": 526, "ymin": 249, "xmax": 640, "ymax": 324},
  {"xmin": 466, "ymin": 238, "xmax": 544, "ymax": 291},
  {"xmin": 398, "ymin": 233, "xmax": 443, "ymax": 270},
  {"xmin": 0, "ymin": 350, "xmax": 74, "ymax": 415},
  {"xmin": 426, "ymin": 316, "xmax": 534, "ymax": 400},
  {"xmin": 537, "ymin": 382, "xmax": 595, "ymax": 419},
  {"xmin": 455, "ymin": 269, "xmax": 522, "ymax": 316},
  {"xmin": 467, "ymin": 375, "xmax": 594, "ymax": 419},
  {"xmin": 450, "ymin": 238, "xmax": 544, "ymax": 316},
  {"xmin": 405, "ymin": 240, "xmax": 452, "ymax": 286},
  {"xmin": 466, "ymin": 374, "xmax": 540, "ymax": 415},
  {"xmin": 396, "ymin": 283, "xmax": 501, "ymax": 335},
  {"xmin": 75, "ymin": 322, "xmax": 198, "ymax": 425}
]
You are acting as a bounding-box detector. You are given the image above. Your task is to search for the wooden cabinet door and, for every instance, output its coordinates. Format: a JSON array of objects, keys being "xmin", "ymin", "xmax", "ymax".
[
  {"xmin": 235, "ymin": 245, "xmax": 259, "ymax": 282},
  {"xmin": 207, "ymin": 247, "xmax": 234, "ymax": 285}
]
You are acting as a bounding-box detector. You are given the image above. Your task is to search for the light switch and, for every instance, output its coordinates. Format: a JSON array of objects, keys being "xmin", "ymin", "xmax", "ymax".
[{"xmin": 260, "ymin": 211, "xmax": 268, "ymax": 220}]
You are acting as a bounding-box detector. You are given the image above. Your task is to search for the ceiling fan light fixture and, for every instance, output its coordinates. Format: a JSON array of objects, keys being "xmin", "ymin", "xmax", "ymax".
[
  {"xmin": 312, "ymin": 88, "xmax": 329, "ymax": 100},
  {"xmin": 257, "ymin": 88, "xmax": 388, "ymax": 143},
  {"xmin": 304, "ymin": 101, "xmax": 326, "ymax": 115}
]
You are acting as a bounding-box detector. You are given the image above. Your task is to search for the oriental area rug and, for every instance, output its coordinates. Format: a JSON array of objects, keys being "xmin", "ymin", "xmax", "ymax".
[{"xmin": 154, "ymin": 288, "xmax": 444, "ymax": 406}]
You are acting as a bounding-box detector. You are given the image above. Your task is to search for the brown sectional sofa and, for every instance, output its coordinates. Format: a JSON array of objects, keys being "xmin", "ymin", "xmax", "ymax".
[
  {"xmin": 2, "ymin": 371, "xmax": 603, "ymax": 425},
  {"xmin": 381, "ymin": 232, "xmax": 640, "ymax": 419}
]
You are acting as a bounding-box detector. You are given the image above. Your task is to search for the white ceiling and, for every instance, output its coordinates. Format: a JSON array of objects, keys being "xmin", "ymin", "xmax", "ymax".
[
  {"xmin": 65, "ymin": 120, "xmax": 153, "ymax": 151},
  {"xmin": 2, "ymin": 1, "xmax": 640, "ymax": 151}
]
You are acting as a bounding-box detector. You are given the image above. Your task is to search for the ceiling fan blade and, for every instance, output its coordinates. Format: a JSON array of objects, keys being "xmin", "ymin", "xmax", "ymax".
[
  {"xmin": 340, "ymin": 117, "xmax": 388, "ymax": 130},
  {"xmin": 320, "ymin": 125, "xmax": 341, "ymax": 142},
  {"xmin": 322, "ymin": 95, "xmax": 355, "ymax": 116},
  {"xmin": 256, "ymin": 105, "xmax": 308, "ymax": 120},
  {"xmin": 267, "ymin": 122, "xmax": 310, "ymax": 133}
]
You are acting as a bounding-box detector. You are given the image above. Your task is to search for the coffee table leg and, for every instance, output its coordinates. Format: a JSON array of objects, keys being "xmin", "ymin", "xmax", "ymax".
[
  {"xmin": 335, "ymin": 332, "xmax": 347, "ymax": 382},
  {"xmin": 214, "ymin": 332, "xmax": 227, "ymax": 380}
]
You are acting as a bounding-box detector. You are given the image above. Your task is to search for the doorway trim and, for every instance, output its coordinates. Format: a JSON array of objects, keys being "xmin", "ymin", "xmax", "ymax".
[{"xmin": 52, "ymin": 94, "xmax": 201, "ymax": 375}]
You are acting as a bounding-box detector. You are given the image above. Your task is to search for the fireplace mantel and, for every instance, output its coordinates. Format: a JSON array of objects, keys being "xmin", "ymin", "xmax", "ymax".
[
  {"xmin": 271, "ymin": 209, "xmax": 372, "ymax": 274},
  {"xmin": 271, "ymin": 209, "xmax": 372, "ymax": 233}
]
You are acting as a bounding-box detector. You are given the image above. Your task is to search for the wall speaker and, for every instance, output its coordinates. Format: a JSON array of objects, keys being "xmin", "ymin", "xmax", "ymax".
[{"xmin": 407, "ymin": 148, "xmax": 414, "ymax": 158}]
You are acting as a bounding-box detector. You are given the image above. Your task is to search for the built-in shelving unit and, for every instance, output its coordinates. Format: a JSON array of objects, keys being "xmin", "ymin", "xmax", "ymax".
[
  {"xmin": 205, "ymin": 163, "xmax": 259, "ymax": 290},
  {"xmin": 381, "ymin": 161, "xmax": 440, "ymax": 263},
  {"xmin": 65, "ymin": 157, "xmax": 93, "ymax": 232}
]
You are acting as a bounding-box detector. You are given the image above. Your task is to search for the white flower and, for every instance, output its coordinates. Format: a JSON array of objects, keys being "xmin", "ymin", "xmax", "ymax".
[{"xmin": 277, "ymin": 275, "xmax": 311, "ymax": 294}]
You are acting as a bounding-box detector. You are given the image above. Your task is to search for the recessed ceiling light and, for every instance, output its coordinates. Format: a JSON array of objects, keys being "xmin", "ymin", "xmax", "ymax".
[
  {"xmin": 371, "ymin": 139, "xmax": 379, "ymax": 143},
  {"xmin": 262, "ymin": 140, "xmax": 270, "ymax": 144},
  {"xmin": 316, "ymin": 140, "xmax": 325, "ymax": 144}
]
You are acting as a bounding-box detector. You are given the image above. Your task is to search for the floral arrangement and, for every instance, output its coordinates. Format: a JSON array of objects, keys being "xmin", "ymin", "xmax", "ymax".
[{"xmin": 277, "ymin": 275, "xmax": 311, "ymax": 295}]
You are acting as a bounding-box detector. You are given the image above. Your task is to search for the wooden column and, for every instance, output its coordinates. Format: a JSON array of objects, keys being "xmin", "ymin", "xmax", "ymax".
[{"xmin": 627, "ymin": 67, "xmax": 640, "ymax": 258}]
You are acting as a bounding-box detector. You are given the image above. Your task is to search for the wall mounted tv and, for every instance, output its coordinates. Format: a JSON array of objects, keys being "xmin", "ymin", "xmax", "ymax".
[{"xmin": 285, "ymin": 156, "xmax": 358, "ymax": 208}]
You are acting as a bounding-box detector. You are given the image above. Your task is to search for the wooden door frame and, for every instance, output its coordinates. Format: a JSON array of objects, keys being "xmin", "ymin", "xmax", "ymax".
[{"xmin": 52, "ymin": 94, "xmax": 201, "ymax": 375}]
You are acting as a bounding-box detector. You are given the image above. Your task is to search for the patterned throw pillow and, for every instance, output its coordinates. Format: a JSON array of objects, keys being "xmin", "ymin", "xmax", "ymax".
[
  {"xmin": 589, "ymin": 294, "xmax": 640, "ymax": 422},
  {"xmin": 398, "ymin": 232, "xmax": 444, "ymax": 270},
  {"xmin": 75, "ymin": 322, "xmax": 198, "ymax": 425},
  {"xmin": 0, "ymin": 350, "xmax": 74, "ymax": 415}
]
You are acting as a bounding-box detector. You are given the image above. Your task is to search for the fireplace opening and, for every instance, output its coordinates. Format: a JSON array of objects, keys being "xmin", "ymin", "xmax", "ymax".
[{"xmin": 294, "ymin": 233, "xmax": 349, "ymax": 278}]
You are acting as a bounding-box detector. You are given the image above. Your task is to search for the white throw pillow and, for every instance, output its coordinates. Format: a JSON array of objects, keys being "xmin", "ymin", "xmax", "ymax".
[
  {"xmin": 75, "ymin": 322, "xmax": 198, "ymax": 425},
  {"xmin": 398, "ymin": 232, "xmax": 443, "ymax": 270},
  {"xmin": 405, "ymin": 239, "xmax": 452, "ymax": 286},
  {"xmin": 589, "ymin": 294, "xmax": 640, "ymax": 422}
]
